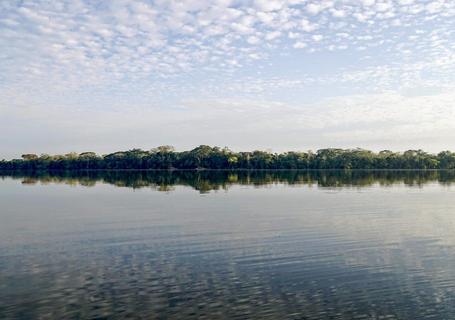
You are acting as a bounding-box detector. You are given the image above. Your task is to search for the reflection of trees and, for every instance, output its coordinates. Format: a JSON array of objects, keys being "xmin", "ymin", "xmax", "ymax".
[{"xmin": 2, "ymin": 170, "xmax": 455, "ymax": 193}]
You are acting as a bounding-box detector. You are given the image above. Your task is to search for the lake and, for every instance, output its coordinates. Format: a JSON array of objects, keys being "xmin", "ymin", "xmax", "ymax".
[{"xmin": 1, "ymin": 170, "xmax": 455, "ymax": 319}]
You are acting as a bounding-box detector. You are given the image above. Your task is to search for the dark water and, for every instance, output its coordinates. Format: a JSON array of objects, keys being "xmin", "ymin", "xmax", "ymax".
[{"xmin": 1, "ymin": 170, "xmax": 455, "ymax": 319}]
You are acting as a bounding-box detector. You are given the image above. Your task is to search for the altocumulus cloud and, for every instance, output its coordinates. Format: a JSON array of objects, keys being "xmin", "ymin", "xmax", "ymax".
[{"xmin": 0, "ymin": 0, "xmax": 455, "ymax": 157}]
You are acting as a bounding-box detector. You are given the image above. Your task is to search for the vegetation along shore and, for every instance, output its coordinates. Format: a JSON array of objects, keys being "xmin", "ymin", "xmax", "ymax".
[{"xmin": 2, "ymin": 146, "xmax": 455, "ymax": 170}]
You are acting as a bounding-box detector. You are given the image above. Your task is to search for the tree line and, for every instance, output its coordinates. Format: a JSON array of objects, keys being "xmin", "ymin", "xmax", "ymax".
[{"xmin": 2, "ymin": 145, "xmax": 455, "ymax": 170}]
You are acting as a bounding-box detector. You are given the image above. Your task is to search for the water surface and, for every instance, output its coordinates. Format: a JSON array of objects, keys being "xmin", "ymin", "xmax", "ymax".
[{"xmin": 1, "ymin": 170, "xmax": 455, "ymax": 319}]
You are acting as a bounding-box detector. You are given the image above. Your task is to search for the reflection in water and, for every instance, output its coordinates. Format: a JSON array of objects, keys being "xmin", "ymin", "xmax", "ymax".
[
  {"xmin": 3, "ymin": 169, "xmax": 455, "ymax": 192},
  {"xmin": 1, "ymin": 171, "xmax": 455, "ymax": 319}
]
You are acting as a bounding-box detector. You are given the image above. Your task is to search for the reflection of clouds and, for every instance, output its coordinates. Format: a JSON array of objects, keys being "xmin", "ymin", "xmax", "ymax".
[
  {"xmin": 278, "ymin": 186, "xmax": 455, "ymax": 284},
  {"xmin": 2, "ymin": 174, "xmax": 455, "ymax": 318},
  {"xmin": 2, "ymin": 216, "xmax": 455, "ymax": 319},
  {"xmin": 296, "ymin": 186, "xmax": 455, "ymax": 247}
]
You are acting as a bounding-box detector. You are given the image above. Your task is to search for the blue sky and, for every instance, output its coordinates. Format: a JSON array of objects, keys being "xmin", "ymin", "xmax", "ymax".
[{"xmin": 1, "ymin": 0, "xmax": 455, "ymax": 158}]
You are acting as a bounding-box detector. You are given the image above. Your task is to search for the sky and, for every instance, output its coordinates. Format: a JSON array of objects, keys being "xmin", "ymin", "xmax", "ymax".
[{"xmin": 1, "ymin": 0, "xmax": 455, "ymax": 158}]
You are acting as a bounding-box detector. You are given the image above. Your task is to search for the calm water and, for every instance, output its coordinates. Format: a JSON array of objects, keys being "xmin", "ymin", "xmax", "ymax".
[{"xmin": 1, "ymin": 170, "xmax": 455, "ymax": 319}]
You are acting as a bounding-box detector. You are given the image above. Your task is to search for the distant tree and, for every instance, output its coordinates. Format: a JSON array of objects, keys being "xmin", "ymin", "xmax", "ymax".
[
  {"xmin": 2, "ymin": 146, "xmax": 455, "ymax": 171},
  {"xmin": 437, "ymin": 151, "xmax": 455, "ymax": 169},
  {"xmin": 79, "ymin": 152, "xmax": 97, "ymax": 158},
  {"xmin": 21, "ymin": 154, "xmax": 38, "ymax": 160}
]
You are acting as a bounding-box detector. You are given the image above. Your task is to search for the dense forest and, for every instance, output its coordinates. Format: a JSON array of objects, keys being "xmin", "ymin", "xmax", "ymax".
[{"xmin": 2, "ymin": 145, "xmax": 455, "ymax": 170}]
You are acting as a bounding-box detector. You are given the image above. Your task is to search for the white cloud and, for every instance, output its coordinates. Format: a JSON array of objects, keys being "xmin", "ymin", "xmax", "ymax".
[
  {"xmin": 312, "ymin": 34, "xmax": 324, "ymax": 42},
  {"xmin": 361, "ymin": 0, "xmax": 376, "ymax": 6},
  {"xmin": 426, "ymin": 1, "xmax": 444, "ymax": 14},
  {"xmin": 288, "ymin": 31, "xmax": 300, "ymax": 39},
  {"xmin": 398, "ymin": 0, "xmax": 414, "ymax": 5},
  {"xmin": 300, "ymin": 19, "xmax": 318, "ymax": 32},
  {"xmin": 331, "ymin": 8, "xmax": 347, "ymax": 18},
  {"xmin": 375, "ymin": 2, "xmax": 393, "ymax": 12},
  {"xmin": 293, "ymin": 41, "xmax": 307, "ymax": 48},
  {"xmin": 256, "ymin": 11, "xmax": 275, "ymax": 24},
  {"xmin": 1, "ymin": 0, "xmax": 455, "ymax": 155},
  {"xmin": 306, "ymin": 3, "xmax": 324, "ymax": 15},
  {"xmin": 265, "ymin": 30, "xmax": 281, "ymax": 41},
  {"xmin": 1, "ymin": 0, "xmax": 453, "ymax": 89},
  {"xmin": 254, "ymin": 0, "xmax": 283, "ymax": 12},
  {"xmin": 247, "ymin": 35, "xmax": 261, "ymax": 45}
]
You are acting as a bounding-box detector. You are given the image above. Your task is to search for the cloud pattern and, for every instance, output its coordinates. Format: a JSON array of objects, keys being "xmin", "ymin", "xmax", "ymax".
[{"xmin": 0, "ymin": 0, "xmax": 455, "ymax": 156}]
